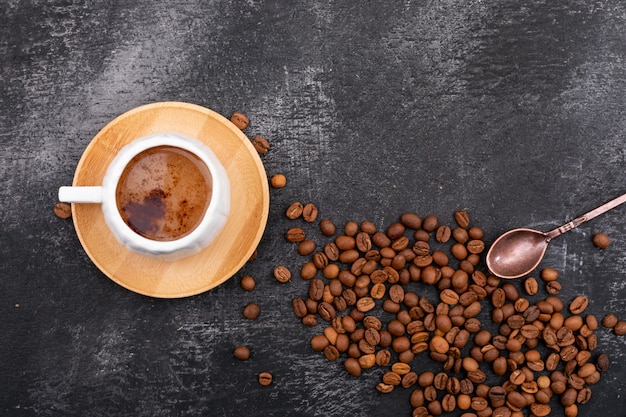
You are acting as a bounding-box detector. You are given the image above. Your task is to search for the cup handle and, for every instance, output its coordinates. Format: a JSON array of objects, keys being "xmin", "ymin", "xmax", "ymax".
[{"xmin": 58, "ymin": 186, "xmax": 103, "ymax": 203}]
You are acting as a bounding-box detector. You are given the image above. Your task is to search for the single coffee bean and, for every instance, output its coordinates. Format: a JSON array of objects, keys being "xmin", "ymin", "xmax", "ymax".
[
  {"xmin": 355, "ymin": 232, "xmax": 372, "ymax": 252},
  {"xmin": 251, "ymin": 135, "xmax": 270, "ymax": 154},
  {"xmin": 596, "ymin": 352, "xmax": 610, "ymax": 372},
  {"xmin": 386, "ymin": 222, "xmax": 405, "ymax": 239},
  {"xmin": 376, "ymin": 382, "xmax": 394, "ymax": 394},
  {"xmin": 422, "ymin": 215, "xmax": 439, "ymax": 232},
  {"xmin": 297, "ymin": 240, "xmax": 316, "ymax": 256},
  {"xmin": 54, "ymin": 202, "xmax": 72, "ymax": 219},
  {"xmin": 310, "ymin": 334, "xmax": 330, "ymax": 351},
  {"xmin": 270, "ymin": 173, "xmax": 287, "ymax": 188},
  {"xmin": 302, "ymin": 203, "xmax": 318, "ymax": 222},
  {"xmin": 436, "ymin": 225, "xmax": 452, "ymax": 243},
  {"xmin": 614, "ymin": 320, "xmax": 626, "ymax": 335},
  {"xmin": 546, "ymin": 281, "xmax": 562, "ymax": 295},
  {"xmin": 524, "ymin": 277, "xmax": 539, "ymax": 295},
  {"xmin": 592, "ymin": 232, "xmax": 610, "ymax": 249},
  {"xmin": 324, "ymin": 242, "xmax": 340, "ymax": 261},
  {"xmin": 569, "ymin": 295, "xmax": 589, "ymax": 315},
  {"xmin": 540, "ymin": 268, "xmax": 559, "ymax": 282},
  {"xmin": 240, "ymin": 275, "xmax": 256, "ymax": 291},
  {"xmin": 602, "ymin": 313, "xmax": 619, "ymax": 328},
  {"xmin": 286, "ymin": 227, "xmax": 305, "ymax": 242},
  {"xmin": 273, "ymin": 265, "xmax": 291, "ymax": 283},
  {"xmin": 234, "ymin": 345, "xmax": 250, "ymax": 360},
  {"xmin": 319, "ymin": 219, "xmax": 336, "ymax": 236},
  {"xmin": 400, "ymin": 212, "xmax": 422, "ymax": 229},
  {"xmin": 466, "ymin": 239, "xmax": 485, "ymax": 254},
  {"xmin": 454, "ymin": 210, "xmax": 470, "ymax": 228},
  {"xmin": 258, "ymin": 371, "xmax": 273, "ymax": 386},
  {"xmin": 292, "ymin": 298, "xmax": 307, "ymax": 318},
  {"xmin": 286, "ymin": 202, "xmax": 303, "ymax": 219},
  {"xmin": 300, "ymin": 261, "xmax": 317, "ymax": 280},
  {"xmin": 344, "ymin": 357, "xmax": 361, "ymax": 376},
  {"xmin": 230, "ymin": 112, "xmax": 249, "ymax": 129},
  {"xmin": 243, "ymin": 303, "xmax": 260, "ymax": 320}
]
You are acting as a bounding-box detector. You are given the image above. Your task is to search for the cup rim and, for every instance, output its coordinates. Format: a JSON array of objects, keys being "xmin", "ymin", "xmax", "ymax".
[{"xmin": 101, "ymin": 132, "xmax": 229, "ymax": 256}]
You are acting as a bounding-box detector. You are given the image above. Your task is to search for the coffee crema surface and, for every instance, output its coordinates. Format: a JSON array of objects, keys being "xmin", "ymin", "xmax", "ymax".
[{"xmin": 115, "ymin": 145, "xmax": 212, "ymax": 241}]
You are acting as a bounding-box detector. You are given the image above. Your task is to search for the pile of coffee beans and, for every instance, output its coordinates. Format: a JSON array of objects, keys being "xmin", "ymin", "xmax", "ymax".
[{"xmin": 287, "ymin": 207, "xmax": 611, "ymax": 417}]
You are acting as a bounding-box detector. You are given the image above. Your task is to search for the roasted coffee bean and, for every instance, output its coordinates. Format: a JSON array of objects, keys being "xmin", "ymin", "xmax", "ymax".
[
  {"xmin": 240, "ymin": 275, "xmax": 256, "ymax": 291},
  {"xmin": 614, "ymin": 320, "xmax": 626, "ymax": 335},
  {"xmin": 546, "ymin": 281, "xmax": 562, "ymax": 295},
  {"xmin": 270, "ymin": 173, "xmax": 287, "ymax": 188},
  {"xmin": 297, "ymin": 240, "xmax": 316, "ymax": 256},
  {"xmin": 435, "ymin": 225, "xmax": 452, "ymax": 243},
  {"xmin": 344, "ymin": 358, "xmax": 361, "ymax": 376},
  {"xmin": 251, "ymin": 135, "xmax": 270, "ymax": 154},
  {"xmin": 420, "ymin": 215, "xmax": 437, "ymax": 232},
  {"xmin": 343, "ymin": 221, "xmax": 359, "ymax": 236},
  {"xmin": 258, "ymin": 371, "xmax": 273, "ymax": 386},
  {"xmin": 234, "ymin": 345, "xmax": 251, "ymax": 360},
  {"xmin": 311, "ymin": 334, "xmax": 330, "ymax": 351},
  {"xmin": 355, "ymin": 232, "xmax": 372, "ymax": 252},
  {"xmin": 286, "ymin": 202, "xmax": 303, "ymax": 219},
  {"xmin": 386, "ymin": 222, "xmax": 405, "ymax": 239},
  {"xmin": 376, "ymin": 382, "xmax": 394, "ymax": 394},
  {"xmin": 596, "ymin": 352, "xmax": 610, "ymax": 372},
  {"xmin": 602, "ymin": 313, "xmax": 619, "ymax": 328},
  {"xmin": 318, "ymin": 302, "xmax": 336, "ymax": 321},
  {"xmin": 286, "ymin": 227, "xmax": 305, "ymax": 242},
  {"xmin": 54, "ymin": 202, "xmax": 72, "ymax": 219},
  {"xmin": 530, "ymin": 403, "xmax": 551, "ymax": 417},
  {"xmin": 524, "ymin": 277, "xmax": 539, "ymax": 295},
  {"xmin": 243, "ymin": 303, "xmax": 260, "ymax": 319},
  {"xmin": 592, "ymin": 232, "xmax": 611, "ymax": 249},
  {"xmin": 454, "ymin": 210, "xmax": 470, "ymax": 228},
  {"xmin": 230, "ymin": 112, "xmax": 249, "ymax": 129},
  {"xmin": 319, "ymin": 219, "xmax": 336, "ymax": 236},
  {"xmin": 467, "ymin": 239, "xmax": 485, "ymax": 254},
  {"xmin": 540, "ymin": 268, "xmax": 559, "ymax": 282},
  {"xmin": 301, "ymin": 203, "xmax": 318, "ymax": 222},
  {"xmin": 292, "ymin": 298, "xmax": 307, "ymax": 318},
  {"xmin": 569, "ymin": 295, "xmax": 589, "ymax": 315},
  {"xmin": 273, "ymin": 265, "xmax": 291, "ymax": 283}
]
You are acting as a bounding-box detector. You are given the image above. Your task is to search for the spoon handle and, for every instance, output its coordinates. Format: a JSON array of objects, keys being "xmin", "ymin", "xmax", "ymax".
[{"xmin": 545, "ymin": 192, "xmax": 626, "ymax": 240}]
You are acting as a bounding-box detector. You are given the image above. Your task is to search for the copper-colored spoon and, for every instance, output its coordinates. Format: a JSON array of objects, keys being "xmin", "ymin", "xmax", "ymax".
[{"xmin": 486, "ymin": 192, "xmax": 626, "ymax": 279}]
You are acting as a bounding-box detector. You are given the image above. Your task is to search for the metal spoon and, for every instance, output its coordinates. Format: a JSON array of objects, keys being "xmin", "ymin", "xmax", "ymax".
[{"xmin": 486, "ymin": 192, "xmax": 626, "ymax": 279}]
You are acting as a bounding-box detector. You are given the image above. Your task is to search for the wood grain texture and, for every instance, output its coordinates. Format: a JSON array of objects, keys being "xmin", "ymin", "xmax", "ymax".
[{"xmin": 1, "ymin": 1, "xmax": 626, "ymax": 416}]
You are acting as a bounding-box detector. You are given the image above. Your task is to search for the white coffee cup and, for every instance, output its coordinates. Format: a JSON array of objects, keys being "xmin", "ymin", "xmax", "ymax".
[{"xmin": 59, "ymin": 132, "xmax": 230, "ymax": 261}]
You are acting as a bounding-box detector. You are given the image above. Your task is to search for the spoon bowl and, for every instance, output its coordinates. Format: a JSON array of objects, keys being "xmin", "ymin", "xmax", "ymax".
[{"xmin": 486, "ymin": 228, "xmax": 549, "ymax": 279}]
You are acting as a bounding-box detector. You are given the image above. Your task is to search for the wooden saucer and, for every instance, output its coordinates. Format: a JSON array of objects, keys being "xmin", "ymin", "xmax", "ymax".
[{"xmin": 70, "ymin": 102, "xmax": 269, "ymax": 298}]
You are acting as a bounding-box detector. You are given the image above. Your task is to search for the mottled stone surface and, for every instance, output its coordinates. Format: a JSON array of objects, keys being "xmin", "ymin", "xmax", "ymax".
[{"xmin": 2, "ymin": 1, "xmax": 626, "ymax": 416}]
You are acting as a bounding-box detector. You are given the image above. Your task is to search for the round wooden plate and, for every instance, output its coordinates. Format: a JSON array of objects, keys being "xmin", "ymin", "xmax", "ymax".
[{"xmin": 70, "ymin": 102, "xmax": 269, "ymax": 298}]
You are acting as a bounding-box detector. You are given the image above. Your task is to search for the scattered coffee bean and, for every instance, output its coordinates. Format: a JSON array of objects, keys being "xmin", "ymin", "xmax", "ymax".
[
  {"xmin": 240, "ymin": 275, "xmax": 256, "ymax": 291},
  {"xmin": 592, "ymin": 232, "xmax": 610, "ymax": 249},
  {"xmin": 258, "ymin": 372, "xmax": 273, "ymax": 386},
  {"xmin": 614, "ymin": 320, "xmax": 626, "ymax": 336},
  {"xmin": 286, "ymin": 227, "xmax": 305, "ymax": 242},
  {"xmin": 286, "ymin": 202, "xmax": 304, "ymax": 219},
  {"xmin": 230, "ymin": 112, "xmax": 249, "ymax": 130},
  {"xmin": 234, "ymin": 345, "xmax": 250, "ymax": 360},
  {"xmin": 270, "ymin": 174, "xmax": 287, "ymax": 188},
  {"xmin": 602, "ymin": 313, "xmax": 618, "ymax": 328},
  {"xmin": 274, "ymin": 265, "xmax": 291, "ymax": 283},
  {"xmin": 251, "ymin": 135, "xmax": 270, "ymax": 154},
  {"xmin": 319, "ymin": 219, "xmax": 336, "ymax": 236},
  {"xmin": 524, "ymin": 277, "xmax": 538, "ymax": 295},
  {"xmin": 54, "ymin": 202, "xmax": 72, "ymax": 219},
  {"xmin": 243, "ymin": 303, "xmax": 260, "ymax": 320},
  {"xmin": 303, "ymin": 203, "xmax": 318, "ymax": 222}
]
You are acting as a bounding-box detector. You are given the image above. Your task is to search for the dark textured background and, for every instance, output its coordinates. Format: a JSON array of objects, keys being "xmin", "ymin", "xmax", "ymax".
[{"xmin": 2, "ymin": 1, "xmax": 626, "ymax": 416}]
